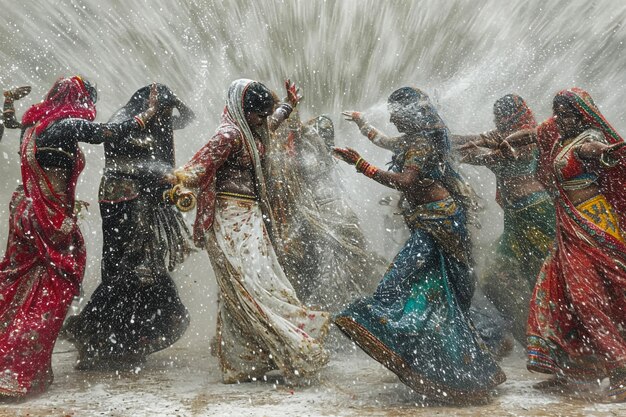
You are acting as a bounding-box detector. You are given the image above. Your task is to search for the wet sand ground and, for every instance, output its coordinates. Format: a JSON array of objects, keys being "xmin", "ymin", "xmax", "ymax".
[{"xmin": 2, "ymin": 341, "xmax": 625, "ymax": 417}]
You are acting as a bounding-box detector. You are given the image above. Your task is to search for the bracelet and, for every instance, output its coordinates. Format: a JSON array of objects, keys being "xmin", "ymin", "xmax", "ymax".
[
  {"xmin": 275, "ymin": 103, "xmax": 294, "ymax": 119},
  {"xmin": 355, "ymin": 158, "xmax": 379, "ymax": 178},
  {"xmin": 134, "ymin": 115, "xmax": 146, "ymax": 130},
  {"xmin": 600, "ymin": 150, "xmax": 619, "ymax": 167}
]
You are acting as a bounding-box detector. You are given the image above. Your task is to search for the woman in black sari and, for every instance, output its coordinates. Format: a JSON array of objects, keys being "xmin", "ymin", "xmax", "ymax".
[{"xmin": 64, "ymin": 84, "xmax": 195, "ymax": 370}]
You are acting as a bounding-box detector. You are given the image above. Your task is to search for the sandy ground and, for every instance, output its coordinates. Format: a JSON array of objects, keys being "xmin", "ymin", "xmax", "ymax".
[{"xmin": 2, "ymin": 340, "xmax": 626, "ymax": 417}]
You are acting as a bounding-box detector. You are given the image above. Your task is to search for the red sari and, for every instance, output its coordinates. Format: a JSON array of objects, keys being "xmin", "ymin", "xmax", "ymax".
[
  {"xmin": 0, "ymin": 77, "xmax": 92, "ymax": 397},
  {"xmin": 527, "ymin": 88, "xmax": 626, "ymax": 397}
]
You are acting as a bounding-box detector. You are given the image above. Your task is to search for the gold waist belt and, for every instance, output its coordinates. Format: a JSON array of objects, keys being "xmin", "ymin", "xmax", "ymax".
[{"xmin": 216, "ymin": 191, "xmax": 257, "ymax": 201}]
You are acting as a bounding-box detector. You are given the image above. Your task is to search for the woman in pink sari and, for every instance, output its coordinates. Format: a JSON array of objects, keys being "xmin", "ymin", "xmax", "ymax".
[
  {"xmin": 501, "ymin": 88, "xmax": 626, "ymax": 402},
  {"xmin": 0, "ymin": 76, "xmax": 156, "ymax": 398}
]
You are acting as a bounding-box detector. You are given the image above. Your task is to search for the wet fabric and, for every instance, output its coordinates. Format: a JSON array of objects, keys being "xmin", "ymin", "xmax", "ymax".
[
  {"xmin": 0, "ymin": 127, "xmax": 86, "ymax": 397},
  {"xmin": 63, "ymin": 195, "xmax": 191, "ymax": 364},
  {"xmin": 207, "ymin": 196, "xmax": 329, "ymax": 382},
  {"xmin": 335, "ymin": 198, "xmax": 505, "ymax": 404},
  {"xmin": 527, "ymin": 88, "xmax": 626, "ymax": 399},
  {"xmin": 267, "ymin": 112, "xmax": 387, "ymax": 311},
  {"xmin": 64, "ymin": 84, "xmax": 193, "ymax": 365},
  {"xmin": 178, "ymin": 79, "xmax": 330, "ymax": 381},
  {"xmin": 482, "ymin": 192, "xmax": 555, "ymax": 344},
  {"xmin": 22, "ymin": 76, "xmax": 96, "ymax": 135}
]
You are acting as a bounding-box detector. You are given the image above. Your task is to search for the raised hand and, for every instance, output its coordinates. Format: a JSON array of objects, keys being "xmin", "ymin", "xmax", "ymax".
[
  {"xmin": 332, "ymin": 147, "xmax": 362, "ymax": 165},
  {"xmin": 4, "ymin": 86, "xmax": 31, "ymax": 100},
  {"xmin": 341, "ymin": 110, "xmax": 363, "ymax": 124},
  {"xmin": 148, "ymin": 82, "xmax": 159, "ymax": 110},
  {"xmin": 284, "ymin": 79, "xmax": 302, "ymax": 107}
]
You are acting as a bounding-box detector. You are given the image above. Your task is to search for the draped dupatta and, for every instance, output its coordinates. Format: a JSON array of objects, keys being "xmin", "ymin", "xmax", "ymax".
[
  {"xmin": 0, "ymin": 76, "xmax": 91, "ymax": 397},
  {"xmin": 224, "ymin": 79, "xmax": 276, "ymax": 228}
]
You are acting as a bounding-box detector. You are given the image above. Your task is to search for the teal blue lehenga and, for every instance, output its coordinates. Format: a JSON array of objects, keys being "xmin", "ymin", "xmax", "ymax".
[{"xmin": 335, "ymin": 198, "xmax": 506, "ymax": 404}]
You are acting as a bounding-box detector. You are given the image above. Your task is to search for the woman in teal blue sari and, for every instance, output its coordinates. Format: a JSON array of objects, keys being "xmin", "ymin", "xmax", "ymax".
[{"xmin": 334, "ymin": 87, "xmax": 505, "ymax": 404}]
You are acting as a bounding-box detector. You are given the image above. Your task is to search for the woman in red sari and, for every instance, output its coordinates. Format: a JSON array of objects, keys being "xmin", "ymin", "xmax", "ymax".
[
  {"xmin": 501, "ymin": 88, "xmax": 626, "ymax": 402},
  {"xmin": 0, "ymin": 76, "xmax": 156, "ymax": 398}
]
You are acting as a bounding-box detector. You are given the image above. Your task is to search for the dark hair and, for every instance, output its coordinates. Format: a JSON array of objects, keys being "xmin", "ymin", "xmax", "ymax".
[
  {"xmin": 243, "ymin": 82, "xmax": 275, "ymax": 115},
  {"xmin": 552, "ymin": 93, "xmax": 579, "ymax": 116},
  {"xmin": 123, "ymin": 83, "xmax": 177, "ymax": 114},
  {"xmin": 388, "ymin": 87, "xmax": 429, "ymax": 107},
  {"xmin": 108, "ymin": 83, "xmax": 177, "ymax": 125},
  {"xmin": 82, "ymin": 78, "xmax": 98, "ymax": 104},
  {"xmin": 493, "ymin": 94, "xmax": 523, "ymax": 119}
]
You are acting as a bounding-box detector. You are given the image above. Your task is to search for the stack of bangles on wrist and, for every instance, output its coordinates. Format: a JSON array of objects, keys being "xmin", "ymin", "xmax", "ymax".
[{"xmin": 355, "ymin": 157, "xmax": 379, "ymax": 178}]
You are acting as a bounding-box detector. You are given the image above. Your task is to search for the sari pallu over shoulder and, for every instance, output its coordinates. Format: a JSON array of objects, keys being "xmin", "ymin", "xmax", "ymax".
[
  {"xmin": 0, "ymin": 126, "xmax": 86, "ymax": 397},
  {"xmin": 527, "ymin": 88, "xmax": 626, "ymax": 393}
]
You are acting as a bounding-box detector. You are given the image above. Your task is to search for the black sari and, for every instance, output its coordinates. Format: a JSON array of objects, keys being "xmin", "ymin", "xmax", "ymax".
[{"xmin": 64, "ymin": 84, "xmax": 195, "ymax": 369}]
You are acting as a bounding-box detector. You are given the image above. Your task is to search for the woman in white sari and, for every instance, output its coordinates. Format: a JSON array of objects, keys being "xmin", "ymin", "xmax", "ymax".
[{"xmin": 173, "ymin": 79, "xmax": 329, "ymax": 384}]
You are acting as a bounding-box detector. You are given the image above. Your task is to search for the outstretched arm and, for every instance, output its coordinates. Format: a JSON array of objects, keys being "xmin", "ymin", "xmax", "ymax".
[
  {"xmin": 332, "ymin": 146, "xmax": 420, "ymax": 191},
  {"xmin": 574, "ymin": 131, "xmax": 626, "ymax": 169},
  {"xmin": 501, "ymin": 128, "xmax": 537, "ymax": 148},
  {"xmin": 174, "ymin": 128, "xmax": 240, "ymax": 188},
  {"xmin": 452, "ymin": 130, "xmax": 501, "ymax": 149},
  {"xmin": 43, "ymin": 84, "xmax": 159, "ymax": 146},
  {"xmin": 342, "ymin": 111, "xmax": 402, "ymax": 150}
]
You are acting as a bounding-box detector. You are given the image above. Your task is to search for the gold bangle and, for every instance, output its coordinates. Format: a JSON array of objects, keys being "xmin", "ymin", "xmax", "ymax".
[{"xmin": 600, "ymin": 151, "xmax": 619, "ymax": 167}]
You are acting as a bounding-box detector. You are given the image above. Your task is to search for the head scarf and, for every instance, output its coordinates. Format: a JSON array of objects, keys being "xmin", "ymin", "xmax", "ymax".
[
  {"xmin": 22, "ymin": 76, "xmax": 96, "ymax": 135},
  {"xmin": 537, "ymin": 87, "xmax": 626, "ymax": 220},
  {"xmin": 388, "ymin": 87, "xmax": 480, "ymax": 220},
  {"xmin": 109, "ymin": 83, "xmax": 177, "ymax": 123},
  {"xmin": 387, "ymin": 87, "xmax": 451, "ymax": 166},
  {"xmin": 225, "ymin": 79, "xmax": 276, "ymax": 227},
  {"xmin": 108, "ymin": 83, "xmax": 179, "ymax": 167},
  {"xmin": 552, "ymin": 88, "xmax": 623, "ymax": 144},
  {"xmin": 493, "ymin": 94, "xmax": 537, "ymax": 134}
]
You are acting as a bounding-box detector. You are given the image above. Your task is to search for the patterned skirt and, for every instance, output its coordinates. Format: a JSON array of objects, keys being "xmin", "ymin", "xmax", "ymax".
[
  {"xmin": 207, "ymin": 195, "xmax": 330, "ymax": 382},
  {"xmin": 482, "ymin": 192, "xmax": 555, "ymax": 344},
  {"xmin": 335, "ymin": 198, "xmax": 505, "ymax": 404}
]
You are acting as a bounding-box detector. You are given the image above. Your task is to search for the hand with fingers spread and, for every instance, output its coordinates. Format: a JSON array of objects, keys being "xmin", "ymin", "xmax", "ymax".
[
  {"xmin": 134, "ymin": 82, "xmax": 159, "ymax": 129},
  {"xmin": 284, "ymin": 79, "xmax": 302, "ymax": 108},
  {"xmin": 341, "ymin": 110, "xmax": 366, "ymax": 128},
  {"xmin": 4, "ymin": 86, "xmax": 31, "ymax": 101},
  {"xmin": 332, "ymin": 146, "xmax": 361, "ymax": 165},
  {"xmin": 332, "ymin": 147, "xmax": 379, "ymax": 177}
]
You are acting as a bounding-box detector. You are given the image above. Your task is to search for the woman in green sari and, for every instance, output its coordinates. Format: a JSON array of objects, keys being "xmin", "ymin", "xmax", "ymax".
[{"xmin": 454, "ymin": 94, "xmax": 556, "ymax": 344}]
